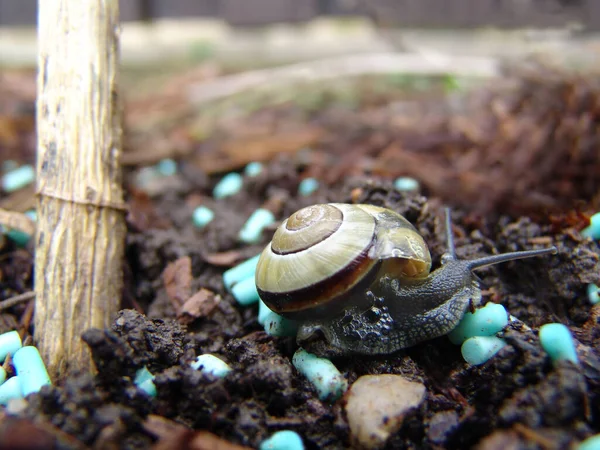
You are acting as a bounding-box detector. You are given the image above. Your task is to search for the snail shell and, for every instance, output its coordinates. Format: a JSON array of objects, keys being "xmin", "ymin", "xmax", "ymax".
[{"xmin": 255, "ymin": 203, "xmax": 431, "ymax": 320}]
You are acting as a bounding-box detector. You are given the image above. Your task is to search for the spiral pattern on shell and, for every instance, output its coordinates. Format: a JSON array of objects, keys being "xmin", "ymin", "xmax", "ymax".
[{"xmin": 255, "ymin": 203, "xmax": 432, "ymax": 320}]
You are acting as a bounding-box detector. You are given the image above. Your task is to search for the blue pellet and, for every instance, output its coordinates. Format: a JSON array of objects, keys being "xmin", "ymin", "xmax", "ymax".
[
  {"xmin": 260, "ymin": 430, "xmax": 305, "ymax": 450},
  {"xmin": 448, "ymin": 303, "xmax": 509, "ymax": 345},
  {"xmin": 0, "ymin": 330, "xmax": 22, "ymax": 363},
  {"xmin": 263, "ymin": 311, "xmax": 298, "ymax": 337},
  {"xmin": 0, "ymin": 367, "xmax": 6, "ymax": 385},
  {"xmin": 292, "ymin": 348, "xmax": 347, "ymax": 401},
  {"xmin": 0, "ymin": 376, "xmax": 23, "ymax": 405},
  {"xmin": 231, "ymin": 276, "xmax": 260, "ymax": 305},
  {"xmin": 191, "ymin": 354, "xmax": 232, "ymax": 378},
  {"xmin": 393, "ymin": 177, "xmax": 420, "ymax": 192},
  {"xmin": 138, "ymin": 378, "xmax": 157, "ymax": 397},
  {"xmin": 156, "ymin": 159, "xmax": 177, "ymax": 176},
  {"xmin": 2, "ymin": 165, "xmax": 35, "ymax": 192},
  {"xmin": 461, "ymin": 336, "xmax": 507, "ymax": 365},
  {"xmin": 298, "ymin": 178, "xmax": 319, "ymax": 197},
  {"xmin": 258, "ymin": 299, "xmax": 272, "ymax": 325},
  {"xmin": 213, "ymin": 173, "xmax": 243, "ymax": 199},
  {"xmin": 192, "ymin": 206, "xmax": 215, "ymax": 229},
  {"xmin": 223, "ymin": 254, "xmax": 261, "ymax": 292},
  {"xmin": 12, "ymin": 346, "xmax": 52, "ymax": 396},
  {"xmin": 578, "ymin": 434, "xmax": 600, "ymax": 450},
  {"xmin": 6, "ymin": 230, "xmax": 31, "ymax": 247},
  {"xmin": 239, "ymin": 208, "xmax": 276, "ymax": 244},
  {"xmin": 244, "ymin": 162, "xmax": 263, "ymax": 177},
  {"xmin": 588, "ymin": 284, "xmax": 599, "ymax": 305},
  {"xmin": 581, "ymin": 213, "xmax": 600, "ymax": 240},
  {"xmin": 134, "ymin": 366, "xmax": 154, "ymax": 386},
  {"xmin": 539, "ymin": 323, "xmax": 578, "ymax": 365}
]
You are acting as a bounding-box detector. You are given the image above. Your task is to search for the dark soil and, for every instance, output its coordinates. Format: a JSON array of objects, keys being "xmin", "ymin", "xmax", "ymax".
[{"xmin": 0, "ymin": 67, "xmax": 599, "ymax": 450}]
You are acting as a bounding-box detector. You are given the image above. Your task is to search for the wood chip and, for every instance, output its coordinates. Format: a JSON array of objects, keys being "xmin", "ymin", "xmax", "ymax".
[
  {"xmin": 203, "ymin": 250, "xmax": 244, "ymax": 267},
  {"xmin": 162, "ymin": 257, "xmax": 193, "ymax": 313},
  {"xmin": 178, "ymin": 288, "xmax": 221, "ymax": 324},
  {"xmin": 0, "ymin": 208, "xmax": 35, "ymax": 235}
]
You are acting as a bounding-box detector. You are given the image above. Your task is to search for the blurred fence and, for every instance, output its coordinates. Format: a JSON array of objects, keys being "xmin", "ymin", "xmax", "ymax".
[{"xmin": 0, "ymin": 0, "xmax": 597, "ymax": 30}]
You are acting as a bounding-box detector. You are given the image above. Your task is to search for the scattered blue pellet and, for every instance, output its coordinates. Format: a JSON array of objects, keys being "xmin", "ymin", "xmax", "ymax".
[
  {"xmin": 448, "ymin": 303, "xmax": 509, "ymax": 345},
  {"xmin": 461, "ymin": 336, "xmax": 507, "ymax": 365},
  {"xmin": 258, "ymin": 299, "xmax": 272, "ymax": 325},
  {"xmin": 156, "ymin": 159, "xmax": 177, "ymax": 176},
  {"xmin": 578, "ymin": 434, "xmax": 600, "ymax": 450},
  {"xmin": 239, "ymin": 208, "xmax": 276, "ymax": 244},
  {"xmin": 134, "ymin": 366, "xmax": 157, "ymax": 397},
  {"xmin": 12, "ymin": 346, "xmax": 52, "ymax": 396},
  {"xmin": 134, "ymin": 366, "xmax": 154, "ymax": 386},
  {"xmin": 245, "ymin": 162, "xmax": 263, "ymax": 177},
  {"xmin": 0, "ymin": 367, "xmax": 6, "ymax": 385},
  {"xmin": 539, "ymin": 323, "xmax": 578, "ymax": 365},
  {"xmin": 192, "ymin": 354, "xmax": 232, "ymax": 378},
  {"xmin": 298, "ymin": 178, "xmax": 319, "ymax": 197},
  {"xmin": 582, "ymin": 213, "xmax": 600, "ymax": 240},
  {"xmin": 2, "ymin": 165, "xmax": 35, "ymax": 192},
  {"xmin": 192, "ymin": 206, "xmax": 215, "ymax": 229},
  {"xmin": 263, "ymin": 311, "xmax": 299, "ymax": 337},
  {"xmin": 393, "ymin": 177, "xmax": 420, "ymax": 192},
  {"xmin": 0, "ymin": 376, "xmax": 23, "ymax": 405},
  {"xmin": 292, "ymin": 348, "xmax": 347, "ymax": 401},
  {"xmin": 0, "ymin": 330, "xmax": 22, "ymax": 363},
  {"xmin": 260, "ymin": 430, "xmax": 305, "ymax": 450},
  {"xmin": 213, "ymin": 173, "xmax": 243, "ymax": 199},
  {"xmin": 6, "ymin": 230, "xmax": 31, "ymax": 247},
  {"xmin": 588, "ymin": 284, "xmax": 599, "ymax": 305},
  {"xmin": 223, "ymin": 254, "xmax": 261, "ymax": 292},
  {"xmin": 231, "ymin": 276, "xmax": 260, "ymax": 305}
]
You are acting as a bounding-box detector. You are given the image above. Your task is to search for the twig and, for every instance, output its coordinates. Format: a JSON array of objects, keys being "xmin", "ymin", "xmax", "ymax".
[
  {"xmin": 0, "ymin": 291, "xmax": 35, "ymax": 312},
  {"xmin": 188, "ymin": 52, "xmax": 499, "ymax": 104}
]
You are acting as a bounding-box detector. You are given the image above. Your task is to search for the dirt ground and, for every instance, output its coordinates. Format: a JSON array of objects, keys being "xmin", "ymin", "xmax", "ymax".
[{"xmin": 0, "ymin": 65, "xmax": 599, "ymax": 449}]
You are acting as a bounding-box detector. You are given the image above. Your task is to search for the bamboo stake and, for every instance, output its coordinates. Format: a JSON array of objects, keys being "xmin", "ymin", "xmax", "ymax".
[{"xmin": 36, "ymin": 0, "xmax": 126, "ymax": 378}]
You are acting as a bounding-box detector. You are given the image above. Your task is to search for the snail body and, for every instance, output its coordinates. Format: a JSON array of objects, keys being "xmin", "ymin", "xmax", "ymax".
[{"xmin": 255, "ymin": 203, "xmax": 555, "ymax": 354}]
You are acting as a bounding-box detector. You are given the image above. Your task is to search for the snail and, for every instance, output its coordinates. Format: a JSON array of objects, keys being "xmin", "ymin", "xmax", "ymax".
[{"xmin": 255, "ymin": 203, "xmax": 556, "ymax": 354}]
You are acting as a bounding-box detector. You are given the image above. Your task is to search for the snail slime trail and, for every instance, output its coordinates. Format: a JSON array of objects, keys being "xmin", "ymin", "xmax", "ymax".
[{"xmin": 255, "ymin": 204, "xmax": 557, "ymax": 354}]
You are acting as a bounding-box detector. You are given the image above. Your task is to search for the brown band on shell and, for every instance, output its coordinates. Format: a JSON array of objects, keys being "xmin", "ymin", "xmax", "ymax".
[
  {"xmin": 258, "ymin": 240, "xmax": 379, "ymax": 320},
  {"xmin": 271, "ymin": 204, "xmax": 343, "ymax": 255}
]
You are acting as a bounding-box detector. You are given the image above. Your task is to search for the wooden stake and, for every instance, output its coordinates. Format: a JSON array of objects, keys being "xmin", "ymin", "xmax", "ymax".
[{"xmin": 35, "ymin": 0, "xmax": 125, "ymax": 378}]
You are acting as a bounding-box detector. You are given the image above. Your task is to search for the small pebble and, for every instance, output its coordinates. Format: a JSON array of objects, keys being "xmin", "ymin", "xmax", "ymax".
[
  {"xmin": 258, "ymin": 299, "xmax": 272, "ymax": 325},
  {"xmin": 213, "ymin": 172, "xmax": 243, "ymax": 199},
  {"xmin": 539, "ymin": 323, "xmax": 578, "ymax": 365},
  {"xmin": 260, "ymin": 430, "xmax": 304, "ymax": 450},
  {"xmin": 588, "ymin": 284, "xmax": 599, "ymax": 305},
  {"xmin": 222, "ymin": 254, "xmax": 261, "ymax": 291},
  {"xmin": 345, "ymin": 374, "xmax": 426, "ymax": 449},
  {"xmin": 0, "ymin": 330, "xmax": 22, "ymax": 363},
  {"xmin": 578, "ymin": 434, "xmax": 600, "ymax": 450},
  {"xmin": 448, "ymin": 303, "xmax": 509, "ymax": 345},
  {"xmin": 292, "ymin": 348, "xmax": 347, "ymax": 402},
  {"xmin": 263, "ymin": 311, "xmax": 298, "ymax": 337},
  {"xmin": 191, "ymin": 354, "xmax": 232, "ymax": 378},
  {"xmin": 12, "ymin": 346, "xmax": 52, "ymax": 396},
  {"xmin": 393, "ymin": 176, "xmax": 420, "ymax": 192},
  {"xmin": 298, "ymin": 178, "xmax": 319, "ymax": 196},
  {"xmin": 192, "ymin": 205, "xmax": 214, "ymax": 229},
  {"xmin": 2, "ymin": 165, "xmax": 35, "ymax": 192},
  {"xmin": 239, "ymin": 208, "xmax": 276, "ymax": 244},
  {"xmin": 0, "ymin": 367, "xmax": 6, "ymax": 385},
  {"xmin": 0, "ymin": 376, "xmax": 23, "ymax": 405},
  {"xmin": 231, "ymin": 276, "xmax": 260, "ymax": 305},
  {"xmin": 244, "ymin": 162, "xmax": 263, "ymax": 177},
  {"xmin": 581, "ymin": 212, "xmax": 600, "ymax": 240},
  {"xmin": 155, "ymin": 158, "xmax": 177, "ymax": 176},
  {"xmin": 461, "ymin": 336, "xmax": 507, "ymax": 365}
]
